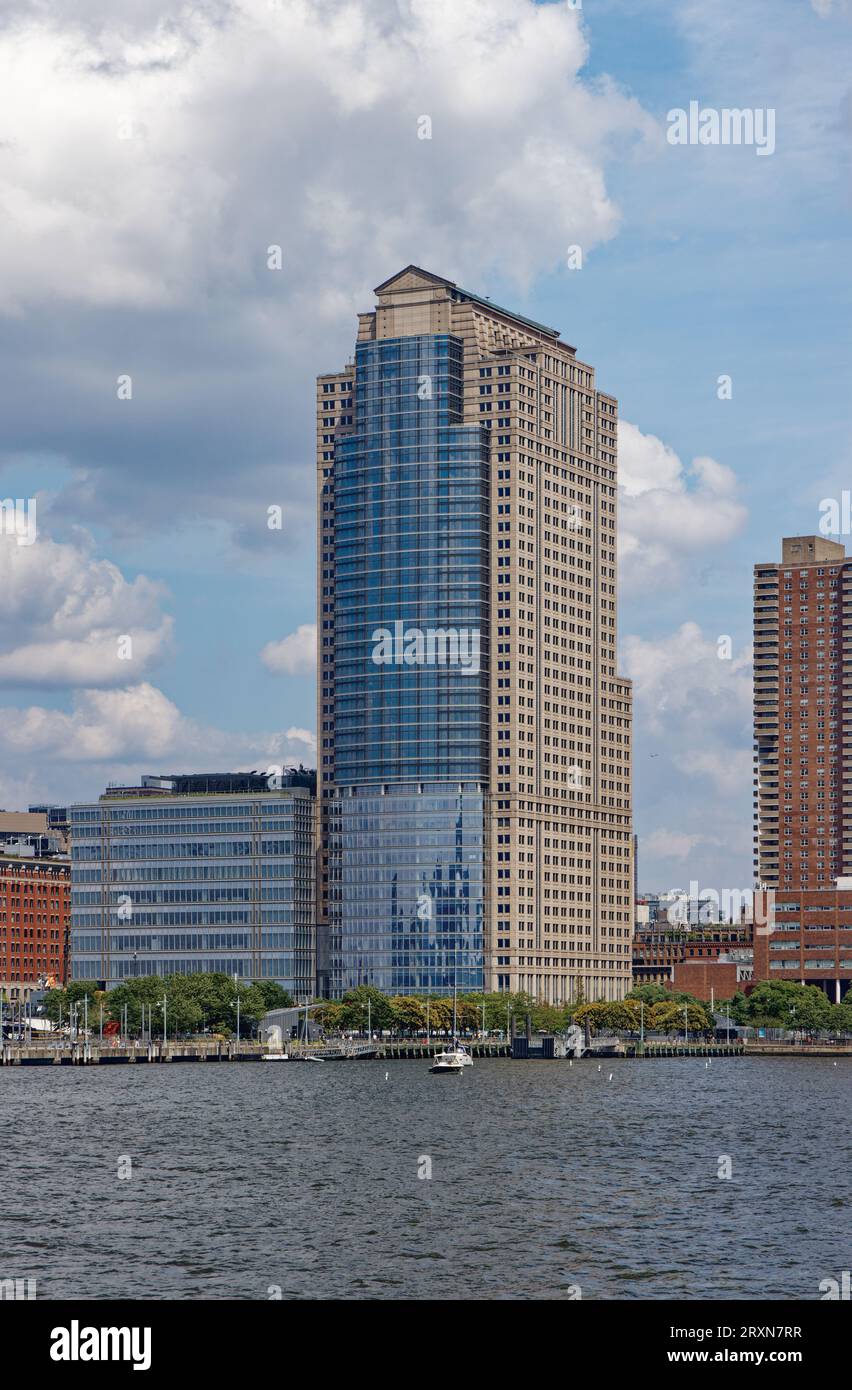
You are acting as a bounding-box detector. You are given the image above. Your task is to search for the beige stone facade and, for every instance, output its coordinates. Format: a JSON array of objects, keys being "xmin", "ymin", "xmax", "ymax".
[{"xmin": 317, "ymin": 267, "xmax": 633, "ymax": 1003}]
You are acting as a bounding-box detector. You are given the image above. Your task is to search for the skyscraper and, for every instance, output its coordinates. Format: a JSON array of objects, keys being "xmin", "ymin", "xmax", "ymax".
[
  {"xmin": 317, "ymin": 267, "xmax": 633, "ymax": 1003},
  {"xmin": 754, "ymin": 535, "xmax": 849, "ymax": 890}
]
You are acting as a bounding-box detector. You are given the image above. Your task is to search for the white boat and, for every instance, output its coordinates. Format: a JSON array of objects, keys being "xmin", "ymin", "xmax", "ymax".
[
  {"xmin": 263, "ymin": 1051, "xmax": 289, "ymax": 1061},
  {"xmin": 429, "ymin": 1044, "xmax": 473, "ymax": 1074}
]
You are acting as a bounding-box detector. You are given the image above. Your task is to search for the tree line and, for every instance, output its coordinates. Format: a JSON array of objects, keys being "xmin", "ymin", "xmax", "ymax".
[
  {"xmin": 37, "ymin": 974, "xmax": 852, "ymax": 1041},
  {"xmin": 41, "ymin": 974, "xmax": 294, "ymax": 1038}
]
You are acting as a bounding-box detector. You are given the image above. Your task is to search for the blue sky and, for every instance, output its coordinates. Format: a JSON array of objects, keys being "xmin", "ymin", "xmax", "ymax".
[{"xmin": 0, "ymin": 0, "xmax": 849, "ymax": 894}]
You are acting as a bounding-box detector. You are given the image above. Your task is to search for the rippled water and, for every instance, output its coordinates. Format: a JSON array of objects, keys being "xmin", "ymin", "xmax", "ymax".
[{"xmin": 1, "ymin": 1057, "xmax": 849, "ymax": 1300}]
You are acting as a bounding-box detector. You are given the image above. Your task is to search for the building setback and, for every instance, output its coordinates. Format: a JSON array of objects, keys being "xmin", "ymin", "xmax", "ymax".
[
  {"xmin": 317, "ymin": 266, "xmax": 633, "ymax": 1003},
  {"xmin": 0, "ymin": 855, "xmax": 70, "ymax": 1000},
  {"xmin": 70, "ymin": 772, "xmax": 315, "ymax": 994}
]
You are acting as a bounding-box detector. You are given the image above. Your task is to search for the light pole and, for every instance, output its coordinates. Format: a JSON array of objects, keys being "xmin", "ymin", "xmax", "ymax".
[
  {"xmin": 639, "ymin": 1000, "xmax": 645, "ymax": 1050},
  {"xmin": 683, "ymin": 1003, "xmax": 689, "ymax": 1047},
  {"xmin": 161, "ymin": 995, "xmax": 167, "ymax": 1044}
]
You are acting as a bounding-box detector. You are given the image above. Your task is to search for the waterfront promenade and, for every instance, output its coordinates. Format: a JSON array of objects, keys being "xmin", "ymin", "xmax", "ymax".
[{"xmin": 2, "ymin": 1037, "xmax": 850, "ymax": 1064}]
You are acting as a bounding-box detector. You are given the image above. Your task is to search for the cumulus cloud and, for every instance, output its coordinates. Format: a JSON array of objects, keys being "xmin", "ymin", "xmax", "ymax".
[
  {"xmin": 623, "ymin": 620, "xmax": 752, "ymax": 739},
  {"xmin": 261, "ymin": 624, "xmax": 317, "ymax": 676},
  {"xmin": 618, "ymin": 421, "xmax": 747, "ymax": 590},
  {"xmin": 0, "ymin": 1, "xmax": 651, "ymax": 311},
  {"xmin": 0, "ymin": 0, "xmax": 654, "ymax": 549},
  {"xmin": 642, "ymin": 829, "xmax": 708, "ymax": 862},
  {"xmin": 0, "ymin": 524, "xmax": 316, "ymax": 799},
  {"xmin": 622, "ymin": 622, "xmax": 753, "ymax": 891},
  {"xmin": 0, "ymin": 683, "xmax": 315, "ymax": 773},
  {"xmin": 0, "ymin": 529, "xmax": 173, "ymax": 686}
]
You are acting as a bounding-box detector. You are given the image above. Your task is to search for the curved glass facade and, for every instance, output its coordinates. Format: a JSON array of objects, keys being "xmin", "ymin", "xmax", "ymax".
[
  {"xmin": 329, "ymin": 334, "xmax": 489, "ymax": 994},
  {"xmin": 334, "ymin": 784, "xmax": 485, "ymax": 995},
  {"xmin": 333, "ymin": 335, "xmax": 489, "ymax": 783}
]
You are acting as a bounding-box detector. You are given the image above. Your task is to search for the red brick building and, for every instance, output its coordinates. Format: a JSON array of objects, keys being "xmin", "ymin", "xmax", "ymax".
[
  {"xmin": 672, "ymin": 959, "xmax": 742, "ymax": 1001},
  {"xmin": 0, "ymin": 855, "xmax": 70, "ymax": 1001},
  {"xmin": 633, "ymin": 927, "xmax": 751, "ymax": 992},
  {"xmin": 754, "ymin": 536, "xmax": 849, "ymax": 890},
  {"xmin": 753, "ymin": 887, "xmax": 852, "ymax": 1002}
]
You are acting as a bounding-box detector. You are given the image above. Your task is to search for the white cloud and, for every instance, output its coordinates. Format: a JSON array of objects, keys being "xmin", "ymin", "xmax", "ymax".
[
  {"xmin": 622, "ymin": 622, "xmax": 753, "ymax": 890},
  {"xmin": 0, "ymin": 683, "xmax": 315, "ymax": 767},
  {"xmin": 642, "ymin": 829, "xmax": 706, "ymax": 862},
  {"xmin": 0, "ymin": 523, "xmax": 316, "ymax": 797},
  {"xmin": 0, "ymin": 529, "xmax": 173, "ymax": 686},
  {"xmin": 618, "ymin": 421, "xmax": 747, "ymax": 590},
  {"xmin": 622, "ymin": 620, "xmax": 752, "ymax": 737},
  {"xmin": 0, "ymin": 0, "xmax": 653, "ymax": 315},
  {"xmin": 261, "ymin": 624, "xmax": 317, "ymax": 676}
]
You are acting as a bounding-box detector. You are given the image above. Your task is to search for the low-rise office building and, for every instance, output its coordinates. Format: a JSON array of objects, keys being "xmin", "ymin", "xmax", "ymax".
[{"xmin": 70, "ymin": 771, "xmax": 316, "ymax": 995}]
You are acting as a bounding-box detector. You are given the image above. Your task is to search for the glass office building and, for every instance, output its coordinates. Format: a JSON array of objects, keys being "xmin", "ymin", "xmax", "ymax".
[
  {"xmin": 70, "ymin": 772, "xmax": 315, "ymax": 994},
  {"xmin": 324, "ymin": 332, "xmax": 489, "ymax": 994}
]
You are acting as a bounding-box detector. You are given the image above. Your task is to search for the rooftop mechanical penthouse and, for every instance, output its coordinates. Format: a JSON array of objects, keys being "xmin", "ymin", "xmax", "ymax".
[{"xmin": 317, "ymin": 267, "xmax": 633, "ymax": 1003}]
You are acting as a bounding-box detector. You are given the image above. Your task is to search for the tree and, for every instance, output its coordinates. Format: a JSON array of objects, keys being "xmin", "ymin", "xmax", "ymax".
[
  {"xmin": 107, "ymin": 977, "xmax": 166, "ymax": 1032},
  {"xmin": 389, "ymin": 996, "xmax": 426, "ymax": 1034},
  {"xmin": 253, "ymin": 981, "xmax": 295, "ymax": 1012},
  {"xmin": 626, "ymin": 984, "xmax": 670, "ymax": 1007},
  {"xmin": 225, "ymin": 983, "xmax": 269, "ymax": 1038},
  {"xmin": 337, "ymin": 986, "xmax": 393, "ymax": 1033},
  {"xmin": 42, "ymin": 980, "xmax": 101, "ymax": 1023},
  {"xmin": 727, "ymin": 991, "xmax": 750, "ymax": 1025},
  {"xmin": 455, "ymin": 997, "xmax": 480, "ymax": 1033},
  {"xmin": 744, "ymin": 980, "xmax": 832, "ymax": 1035},
  {"xmin": 313, "ymin": 1000, "xmax": 345, "ymax": 1032},
  {"xmin": 424, "ymin": 997, "xmax": 452, "ymax": 1034},
  {"xmin": 827, "ymin": 1002, "xmax": 852, "ymax": 1037},
  {"xmin": 573, "ymin": 1002, "xmax": 610, "ymax": 1032},
  {"xmin": 650, "ymin": 1001, "xmax": 712, "ymax": 1036}
]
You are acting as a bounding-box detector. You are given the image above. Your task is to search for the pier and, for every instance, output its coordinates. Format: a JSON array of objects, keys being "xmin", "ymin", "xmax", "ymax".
[{"xmin": 0, "ymin": 1040, "xmax": 267, "ymax": 1065}]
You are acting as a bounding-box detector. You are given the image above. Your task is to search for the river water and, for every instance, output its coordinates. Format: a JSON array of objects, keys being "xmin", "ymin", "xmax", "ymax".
[{"xmin": 2, "ymin": 1057, "xmax": 848, "ymax": 1300}]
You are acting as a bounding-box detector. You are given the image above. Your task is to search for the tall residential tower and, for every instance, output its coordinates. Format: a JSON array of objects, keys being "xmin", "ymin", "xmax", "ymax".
[
  {"xmin": 317, "ymin": 267, "xmax": 633, "ymax": 1003},
  {"xmin": 754, "ymin": 535, "xmax": 850, "ymax": 890},
  {"xmin": 752, "ymin": 535, "xmax": 852, "ymax": 1001}
]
